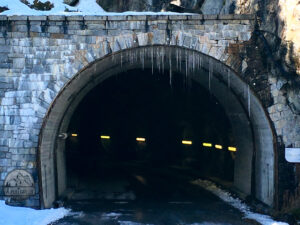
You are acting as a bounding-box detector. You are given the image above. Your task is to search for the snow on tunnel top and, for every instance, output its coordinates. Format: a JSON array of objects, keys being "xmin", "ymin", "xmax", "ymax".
[{"xmin": 0, "ymin": 0, "xmax": 194, "ymax": 16}]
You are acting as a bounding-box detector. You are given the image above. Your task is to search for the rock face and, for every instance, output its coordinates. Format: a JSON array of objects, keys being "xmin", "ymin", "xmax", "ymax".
[
  {"xmin": 63, "ymin": 0, "xmax": 79, "ymax": 6},
  {"xmin": 21, "ymin": 0, "xmax": 54, "ymax": 11},
  {"xmin": 97, "ymin": 0, "xmax": 204, "ymax": 12},
  {"xmin": 201, "ymin": 0, "xmax": 224, "ymax": 14},
  {"xmin": 97, "ymin": 0, "xmax": 162, "ymax": 12},
  {"xmin": 233, "ymin": 0, "xmax": 300, "ymax": 213},
  {"xmin": 96, "ymin": 0, "xmax": 255, "ymax": 14},
  {"xmin": 278, "ymin": 0, "xmax": 300, "ymax": 74},
  {"xmin": 0, "ymin": 7, "xmax": 8, "ymax": 13}
]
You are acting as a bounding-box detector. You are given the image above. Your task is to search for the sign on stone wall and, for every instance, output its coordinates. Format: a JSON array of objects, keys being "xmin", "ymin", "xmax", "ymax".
[
  {"xmin": 3, "ymin": 170, "xmax": 35, "ymax": 200},
  {"xmin": 286, "ymin": 148, "xmax": 300, "ymax": 163}
]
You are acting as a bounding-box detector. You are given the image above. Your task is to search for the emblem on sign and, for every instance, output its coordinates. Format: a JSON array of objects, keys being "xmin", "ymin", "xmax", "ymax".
[{"xmin": 3, "ymin": 170, "xmax": 35, "ymax": 200}]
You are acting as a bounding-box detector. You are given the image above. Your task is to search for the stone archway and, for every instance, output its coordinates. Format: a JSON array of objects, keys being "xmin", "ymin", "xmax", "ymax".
[{"xmin": 38, "ymin": 45, "xmax": 276, "ymax": 208}]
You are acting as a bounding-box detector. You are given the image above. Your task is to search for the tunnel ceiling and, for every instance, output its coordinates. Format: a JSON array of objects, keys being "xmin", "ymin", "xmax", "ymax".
[{"xmin": 69, "ymin": 68, "xmax": 234, "ymax": 146}]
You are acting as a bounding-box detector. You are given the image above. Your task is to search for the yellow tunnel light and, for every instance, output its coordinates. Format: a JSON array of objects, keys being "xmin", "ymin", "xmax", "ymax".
[
  {"xmin": 71, "ymin": 133, "xmax": 78, "ymax": 137},
  {"xmin": 136, "ymin": 137, "xmax": 146, "ymax": 142},
  {"xmin": 100, "ymin": 135, "xmax": 110, "ymax": 139},
  {"xmin": 228, "ymin": 146, "xmax": 237, "ymax": 152},
  {"xmin": 182, "ymin": 140, "xmax": 192, "ymax": 145},
  {"xmin": 203, "ymin": 143, "xmax": 212, "ymax": 147},
  {"xmin": 215, "ymin": 144, "xmax": 223, "ymax": 150}
]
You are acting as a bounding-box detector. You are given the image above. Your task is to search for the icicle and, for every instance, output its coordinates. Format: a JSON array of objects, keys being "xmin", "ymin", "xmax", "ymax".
[
  {"xmin": 227, "ymin": 69, "xmax": 230, "ymax": 89},
  {"xmin": 209, "ymin": 59, "xmax": 213, "ymax": 93},
  {"xmin": 157, "ymin": 47, "xmax": 161, "ymax": 73},
  {"xmin": 135, "ymin": 49, "xmax": 137, "ymax": 63},
  {"xmin": 185, "ymin": 50, "xmax": 188, "ymax": 78},
  {"xmin": 139, "ymin": 50, "xmax": 142, "ymax": 66},
  {"xmin": 248, "ymin": 85, "xmax": 251, "ymax": 117},
  {"xmin": 209, "ymin": 67, "xmax": 211, "ymax": 93},
  {"xmin": 185, "ymin": 50, "xmax": 190, "ymax": 91},
  {"xmin": 121, "ymin": 52, "xmax": 123, "ymax": 68},
  {"xmin": 200, "ymin": 56, "xmax": 202, "ymax": 69},
  {"xmin": 179, "ymin": 49, "xmax": 182, "ymax": 72},
  {"xmin": 162, "ymin": 47, "xmax": 165, "ymax": 74},
  {"xmin": 189, "ymin": 53, "xmax": 192, "ymax": 73},
  {"xmin": 143, "ymin": 49, "xmax": 145, "ymax": 70},
  {"xmin": 192, "ymin": 51, "xmax": 195, "ymax": 72},
  {"xmin": 151, "ymin": 47, "xmax": 154, "ymax": 75},
  {"xmin": 156, "ymin": 48, "xmax": 158, "ymax": 72},
  {"xmin": 142, "ymin": 48, "xmax": 145, "ymax": 70},
  {"xmin": 176, "ymin": 48, "xmax": 179, "ymax": 70},
  {"xmin": 169, "ymin": 51, "xmax": 172, "ymax": 87},
  {"xmin": 191, "ymin": 54, "xmax": 193, "ymax": 72}
]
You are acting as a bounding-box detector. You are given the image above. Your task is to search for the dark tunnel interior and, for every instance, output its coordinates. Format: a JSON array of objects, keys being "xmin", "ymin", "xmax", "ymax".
[{"xmin": 65, "ymin": 68, "xmax": 237, "ymax": 202}]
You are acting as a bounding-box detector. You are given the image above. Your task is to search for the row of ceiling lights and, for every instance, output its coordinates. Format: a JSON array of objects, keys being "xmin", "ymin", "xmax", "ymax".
[{"xmin": 70, "ymin": 133, "xmax": 237, "ymax": 152}]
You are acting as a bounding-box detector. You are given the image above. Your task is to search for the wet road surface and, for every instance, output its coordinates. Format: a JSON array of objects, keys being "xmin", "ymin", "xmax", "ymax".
[
  {"xmin": 53, "ymin": 198, "xmax": 256, "ymax": 225},
  {"xmin": 53, "ymin": 164, "xmax": 257, "ymax": 225}
]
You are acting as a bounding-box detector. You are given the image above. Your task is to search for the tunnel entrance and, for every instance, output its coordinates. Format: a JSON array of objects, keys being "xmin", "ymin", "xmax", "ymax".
[
  {"xmin": 65, "ymin": 68, "xmax": 236, "ymax": 201},
  {"xmin": 38, "ymin": 46, "xmax": 275, "ymax": 208}
]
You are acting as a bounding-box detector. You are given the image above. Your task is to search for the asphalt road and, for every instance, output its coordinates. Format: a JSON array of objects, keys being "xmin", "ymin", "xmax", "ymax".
[{"xmin": 52, "ymin": 163, "xmax": 257, "ymax": 225}]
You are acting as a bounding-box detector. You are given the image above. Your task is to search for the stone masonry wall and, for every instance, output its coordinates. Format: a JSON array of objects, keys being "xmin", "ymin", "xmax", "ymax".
[{"xmin": 0, "ymin": 14, "xmax": 298, "ymax": 209}]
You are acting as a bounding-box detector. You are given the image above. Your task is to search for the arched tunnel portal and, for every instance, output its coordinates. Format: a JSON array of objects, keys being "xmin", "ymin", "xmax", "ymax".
[{"xmin": 38, "ymin": 46, "xmax": 276, "ymax": 209}]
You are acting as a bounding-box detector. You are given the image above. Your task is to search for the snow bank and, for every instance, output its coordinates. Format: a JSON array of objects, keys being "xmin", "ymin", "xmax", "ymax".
[
  {"xmin": 118, "ymin": 222, "xmax": 154, "ymax": 225},
  {"xmin": 0, "ymin": 0, "xmax": 192, "ymax": 16},
  {"xmin": 187, "ymin": 223, "xmax": 231, "ymax": 225},
  {"xmin": 0, "ymin": 0, "xmax": 104, "ymax": 15},
  {"xmin": 0, "ymin": 200, "xmax": 70, "ymax": 225},
  {"xmin": 192, "ymin": 179, "xmax": 288, "ymax": 225}
]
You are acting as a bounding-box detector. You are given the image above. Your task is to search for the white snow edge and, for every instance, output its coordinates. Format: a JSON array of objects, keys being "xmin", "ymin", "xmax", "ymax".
[
  {"xmin": 192, "ymin": 179, "xmax": 289, "ymax": 225},
  {"xmin": 0, "ymin": 0, "xmax": 193, "ymax": 16},
  {"xmin": 0, "ymin": 200, "xmax": 70, "ymax": 225}
]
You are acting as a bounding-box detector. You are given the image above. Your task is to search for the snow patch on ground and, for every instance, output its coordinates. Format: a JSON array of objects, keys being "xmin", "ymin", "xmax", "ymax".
[
  {"xmin": 118, "ymin": 222, "xmax": 154, "ymax": 225},
  {"xmin": 103, "ymin": 212, "xmax": 122, "ymax": 217},
  {"xmin": 187, "ymin": 223, "xmax": 231, "ymax": 225},
  {"xmin": 68, "ymin": 211, "xmax": 85, "ymax": 218},
  {"xmin": 118, "ymin": 222, "xmax": 228, "ymax": 225},
  {"xmin": 192, "ymin": 179, "xmax": 288, "ymax": 225},
  {"xmin": 0, "ymin": 200, "xmax": 70, "ymax": 225},
  {"xmin": 0, "ymin": 0, "xmax": 192, "ymax": 16}
]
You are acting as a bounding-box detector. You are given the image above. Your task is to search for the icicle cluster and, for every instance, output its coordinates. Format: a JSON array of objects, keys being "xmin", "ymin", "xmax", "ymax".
[
  {"xmin": 112, "ymin": 46, "xmax": 252, "ymax": 111},
  {"xmin": 115, "ymin": 46, "xmax": 207, "ymax": 87}
]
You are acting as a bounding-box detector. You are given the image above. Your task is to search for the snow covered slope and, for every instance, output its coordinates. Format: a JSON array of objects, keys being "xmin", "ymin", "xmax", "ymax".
[
  {"xmin": 0, "ymin": 0, "xmax": 189, "ymax": 15},
  {"xmin": 0, "ymin": 0, "xmax": 105, "ymax": 15}
]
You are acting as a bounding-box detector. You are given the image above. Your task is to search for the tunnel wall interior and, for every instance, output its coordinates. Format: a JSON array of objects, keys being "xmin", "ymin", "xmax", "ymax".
[
  {"xmin": 38, "ymin": 46, "xmax": 275, "ymax": 208},
  {"xmin": 64, "ymin": 68, "xmax": 237, "ymax": 202}
]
